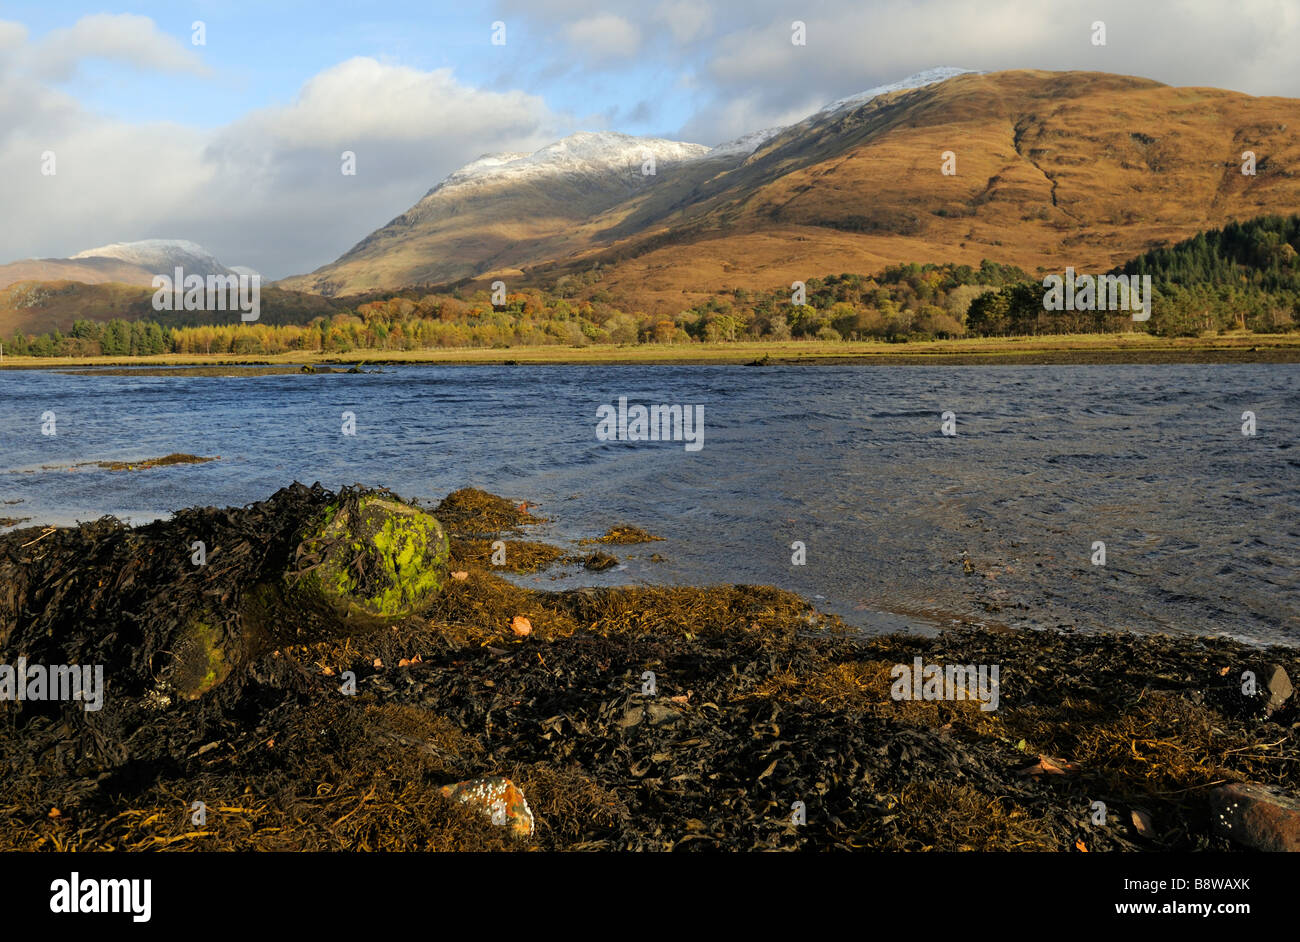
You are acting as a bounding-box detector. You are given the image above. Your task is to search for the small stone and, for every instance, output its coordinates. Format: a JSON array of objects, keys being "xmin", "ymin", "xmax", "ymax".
[
  {"xmin": 511, "ymin": 615, "xmax": 532, "ymax": 637},
  {"xmin": 1261, "ymin": 663, "xmax": 1293, "ymax": 715},
  {"xmin": 440, "ymin": 776, "xmax": 534, "ymax": 838},
  {"xmin": 619, "ymin": 701, "xmax": 681, "ymax": 728},
  {"xmin": 451, "ymin": 571, "xmax": 468, "ymax": 581},
  {"xmin": 1130, "ymin": 808, "xmax": 1155, "ymax": 839},
  {"xmin": 1211, "ymin": 782, "xmax": 1300, "ymax": 852}
]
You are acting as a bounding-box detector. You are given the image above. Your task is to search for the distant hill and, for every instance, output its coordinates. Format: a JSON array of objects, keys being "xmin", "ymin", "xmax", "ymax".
[
  {"xmin": 0, "ymin": 239, "xmax": 279, "ymax": 336},
  {"xmin": 279, "ymin": 69, "xmax": 1300, "ymax": 316},
  {"xmin": 0, "ymin": 280, "xmax": 348, "ymax": 337},
  {"xmin": 0, "ymin": 239, "xmax": 249, "ymax": 292},
  {"xmin": 0, "ymin": 257, "xmax": 159, "ymax": 291}
]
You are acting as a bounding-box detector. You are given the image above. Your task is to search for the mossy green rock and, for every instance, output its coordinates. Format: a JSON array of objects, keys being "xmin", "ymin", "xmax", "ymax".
[
  {"xmin": 289, "ymin": 495, "xmax": 450, "ymax": 631},
  {"xmin": 168, "ymin": 614, "xmax": 231, "ymax": 700}
]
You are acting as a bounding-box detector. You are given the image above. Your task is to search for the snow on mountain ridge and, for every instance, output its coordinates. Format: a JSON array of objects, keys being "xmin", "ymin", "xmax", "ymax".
[
  {"xmin": 816, "ymin": 67, "xmax": 979, "ymax": 117},
  {"xmin": 70, "ymin": 239, "xmax": 239, "ymax": 276},
  {"xmin": 428, "ymin": 69, "xmax": 976, "ymax": 193},
  {"xmin": 429, "ymin": 131, "xmax": 711, "ymax": 196},
  {"xmin": 707, "ymin": 127, "xmax": 785, "ymax": 158}
]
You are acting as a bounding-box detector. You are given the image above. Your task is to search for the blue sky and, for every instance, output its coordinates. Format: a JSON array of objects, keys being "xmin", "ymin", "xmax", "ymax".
[
  {"xmin": 4, "ymin": 1, "xmax": 704, "ymax": 135},
  {"xmin": 2, "ymin": 1, "xmax": 1297, "ymax": 278}
]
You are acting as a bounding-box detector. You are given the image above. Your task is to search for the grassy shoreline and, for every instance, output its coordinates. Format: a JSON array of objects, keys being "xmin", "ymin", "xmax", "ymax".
[{"xmin": 2, "ymin": 332, "xmax": 1299, "ymax": 369}]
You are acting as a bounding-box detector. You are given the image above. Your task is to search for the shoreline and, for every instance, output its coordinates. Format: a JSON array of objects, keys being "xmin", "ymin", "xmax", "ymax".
[
  {"xmin": 2, "ymin": 333, "xmax": 1299, "ymax": 369},
  {"xmin": 1, "ymin": 484, "xmax": 1296, "ymax": 852}
]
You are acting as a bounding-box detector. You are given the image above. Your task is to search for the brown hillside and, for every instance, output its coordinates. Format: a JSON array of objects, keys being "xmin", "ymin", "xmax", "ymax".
[
  {"xmin": 0, "ymin": 257, "xmax": 158, "ymax": 291},
  {"xmin": 528, "ymin": 70, "xmax": 1300, "ymax": 314},
  {"xmin": 282, "ymin": 70, "xmax": 1300, "ymax": 316},
  {"xmin": 0, "ymin": 281, "xmax": 348, "ymax": 336},
  {"xmin": 277, "ymin": 138, "xmax": 723, "ymax": 296}
]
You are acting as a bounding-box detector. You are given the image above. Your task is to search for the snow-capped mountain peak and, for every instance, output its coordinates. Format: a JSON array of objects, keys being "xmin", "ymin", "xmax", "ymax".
[
  {"xmin": 424, "ymin": 71, "xmax": 976, "ymax": 192},
  {"xmin": 429, "ymin": 131, "xmax": 712, "ymax": 195},
  {"xmin": 70, "ymin": 239, "xmax": 237, "ymax": 276},
  {"xmin": 707, "ymin": 127, "xmax": 785, "ymax": 158},
  {"xmin": 815, "ymin": 67, "xmax": 978, "ymax": 118},
  {"xmin": 708, "ymin": 68, "xmax": 976, "ymax": 159}
]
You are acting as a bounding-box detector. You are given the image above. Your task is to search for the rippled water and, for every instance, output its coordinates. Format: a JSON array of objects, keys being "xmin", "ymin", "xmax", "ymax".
[{"xmin": 1, "ymin": 364, "xmax": 1296, "ymax": 643}]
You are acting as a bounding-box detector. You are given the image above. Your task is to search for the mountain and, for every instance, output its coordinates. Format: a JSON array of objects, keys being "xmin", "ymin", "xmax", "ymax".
[
  {"xmin": 0, "ymin": 239, "xmax": 249, "ymax": 292},
  {"xmin": 0, "ymin": 257, "xmax": 161, "ymax": 291},
  {"xmin": 70, "ymin": 239, "xmax": 245, "ymax": 278},
  {"xmin": 280, "ymin": 69, "xmax": 970, "ymax": 297},
  {"xmin": 278, "ymin": 133, "xmax": 720, "ymax": 295},
  {"xmin": 279, "ymin": 69, "xmax": 1300, "ymax": 314}
]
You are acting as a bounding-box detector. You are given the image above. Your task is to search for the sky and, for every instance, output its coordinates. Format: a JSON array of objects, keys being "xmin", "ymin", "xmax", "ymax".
[{"xmin": 2, "ymin": 1, "xmax": 1298, "ymax": 279}]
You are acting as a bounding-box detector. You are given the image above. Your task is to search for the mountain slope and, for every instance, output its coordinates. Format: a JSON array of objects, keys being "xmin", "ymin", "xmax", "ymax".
[
  {"xmin": 281, "ymin": 70, "xmax": 1300, "ymax": 313},
  {"xmin": 0, "ymin": 239, "xmax": 247, "ymax": 292},
  {"xmin": 279, "ymin": 133, "xmax": 719, "ymax": 295}
]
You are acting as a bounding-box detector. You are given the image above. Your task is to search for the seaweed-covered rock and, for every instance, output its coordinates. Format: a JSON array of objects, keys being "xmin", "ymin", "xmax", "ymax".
[
  {"xmin": 584, "ymin": 552, "xmax": 619, "ymax": 572},
  {"xmin": 254, "ymin": 491, "xmax": 449, "ymax": 636},
  {"xmin": 0, "ymin": 484, "xmax": 449, "ymax": 704}
]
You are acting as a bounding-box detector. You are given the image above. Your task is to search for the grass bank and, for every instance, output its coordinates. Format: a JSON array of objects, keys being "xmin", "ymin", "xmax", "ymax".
[{"xmin": 2, "ymin": 332, "xmax": 1299, "ymax": 370}]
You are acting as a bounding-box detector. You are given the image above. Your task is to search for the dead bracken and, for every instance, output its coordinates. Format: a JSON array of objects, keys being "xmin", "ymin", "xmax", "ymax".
[{"xmin": 0, "ymin": 485, "xmax": 1295, "ymax": 852}]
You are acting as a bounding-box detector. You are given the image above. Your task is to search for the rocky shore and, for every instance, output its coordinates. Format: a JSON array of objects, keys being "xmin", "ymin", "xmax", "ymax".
[{"xmin": 0, "ymin": 485, "xmax": 1296, "ymax": 851}]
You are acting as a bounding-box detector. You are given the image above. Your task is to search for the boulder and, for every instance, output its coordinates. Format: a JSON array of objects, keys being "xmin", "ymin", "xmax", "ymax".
[
  {"xmin": 1259, "ymin": 663, "xmax": 1294, "ymax": 715},
  {"xmin": 0, "ymin": 485, "xmax": 450, "ymax": 703},
  {"xmin": 1211, "ymin": 782, "xmax": 1300, "ymax": 852}
]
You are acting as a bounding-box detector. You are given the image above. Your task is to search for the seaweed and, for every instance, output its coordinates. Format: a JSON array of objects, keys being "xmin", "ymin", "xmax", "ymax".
[{"xmin": 0, "ymin": 485, "xmax": 1295, "ymax": 853}]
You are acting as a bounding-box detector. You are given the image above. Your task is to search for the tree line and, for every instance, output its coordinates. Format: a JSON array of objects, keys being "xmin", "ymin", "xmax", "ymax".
[{"xmin": 8, "ymin": 215, "xmax": 1298, "ymax": 357}]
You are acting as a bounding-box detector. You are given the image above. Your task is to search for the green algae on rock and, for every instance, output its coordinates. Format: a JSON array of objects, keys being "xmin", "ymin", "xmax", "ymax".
[
  {"xmin": 165, "ymin": 613, "xmax": 231, "ymax": 700},
  {"xmin": 0, "ymin": 484, "xmax": 451, "ymax": 706},
  {"xmin": 285, "ymin": 493, "xmax": 450, "ymax": 631}
]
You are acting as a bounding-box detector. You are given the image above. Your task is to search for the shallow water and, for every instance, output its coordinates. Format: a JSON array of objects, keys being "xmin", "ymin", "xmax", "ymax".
[{"xmin": 1, "ymin": 364, "xmax": 1296, "ymax": 643}]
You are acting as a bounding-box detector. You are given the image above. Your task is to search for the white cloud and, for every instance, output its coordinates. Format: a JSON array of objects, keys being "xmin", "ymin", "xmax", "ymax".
[
  {"xmin": 26, "ymin": 13, "xmax": 210, "ymax": 81},
  {"xmin": 5, "ymin": 2, "xmax": 1300, "ymax": 279},
  {"xmin": 701, "ymin": 0, "xmax": 1300, "ymax": 130},
  {"xmin": 505, "ymin": 0, "xmax": 1300, "ymax": 140},
  {"xmin": 0, "ymin": 20, "xmax": 28, "ymax": 53},
  {"xmin": 564, "ymin": 14, "xmax": 642, "ymax": 59},
  {"xmin": 226, "ymin": 57, "xmax": 554, "ymax": 149},
  {"xmin": 655, "ymin": 1, "xmax": 713, "ymax": 43},
  {"xmin": 0, "ymin": 42, "xmax": 566, "ymax": 278}
]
